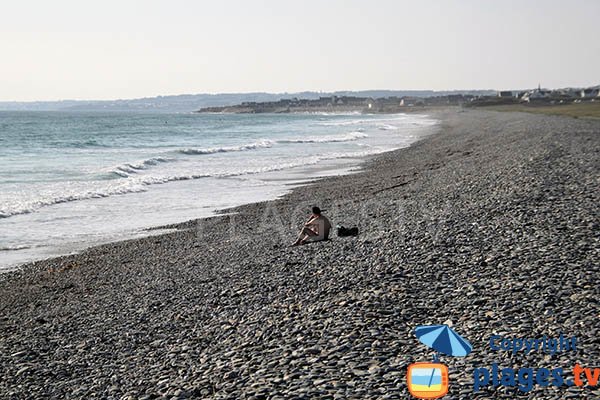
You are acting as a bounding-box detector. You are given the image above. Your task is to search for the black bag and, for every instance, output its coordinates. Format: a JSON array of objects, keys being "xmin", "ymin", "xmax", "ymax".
[{"xmin": 337, "ymin": 225, "xmax": 359, "ymax": 237}]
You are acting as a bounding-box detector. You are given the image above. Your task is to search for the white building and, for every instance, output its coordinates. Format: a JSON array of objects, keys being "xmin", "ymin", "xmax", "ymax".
[
  {"xmin": 580, "ymin": 86, "xmax": 600, "ymax": 98},
  {"xmin": 521, "ymin": 86, "xmax": 552, "ymax": 102}
]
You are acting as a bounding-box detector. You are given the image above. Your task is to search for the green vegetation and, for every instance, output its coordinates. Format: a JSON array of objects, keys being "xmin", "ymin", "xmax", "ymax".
[{"xmin": 484, "ymin": 102, "xmax": 600, "ymax": 119}]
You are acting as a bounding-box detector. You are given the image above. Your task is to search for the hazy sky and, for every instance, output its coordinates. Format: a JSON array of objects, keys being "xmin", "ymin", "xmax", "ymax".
[{"xmin": 1, "ymin": 0, "xmax": 598, "ymax": 101}]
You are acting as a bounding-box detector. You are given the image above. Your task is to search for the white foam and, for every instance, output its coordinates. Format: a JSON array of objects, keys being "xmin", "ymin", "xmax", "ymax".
[
  {"xmin": 0, "ymin": 143, "xmax": 399, "ymax": 220},
  {"xmin": 277, "ymin": 131, "xmax": 368, "ymax": 143},
  {"xmin": 0, "ymin": 181, "xmax": 148, "ymax": 219},
  {"xmin": 178, "ymin": 139, "xmax": 274, "ymax": 155},
  {"xmin": 318, "ymin": 119, "xmax": 367, "ymax": 126},
  {"xmin": 0, "ymin": 113, "xmax": 438, "ymax": 222},
  {"xmin": 0, "ymin": 245, "xmax": 31, "ymax": 251},
  {"xmin": 317, "ymin": 115, "xmax": 411, "ymax": 127},
  {"xmin": 377, "ymin": 123, "xmax": 399, "ymax": 130},
  {"xmin": 110, "ymin": 157, "xmax": 175, "ymax": 177}
]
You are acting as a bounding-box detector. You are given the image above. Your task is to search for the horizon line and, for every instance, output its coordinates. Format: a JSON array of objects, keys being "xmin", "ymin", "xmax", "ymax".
[
  {"xmin": 0, "ymin": 88, "xmax": 493, "ymax": 104},
  {"xmin": 1, "ymin": 84, "xmax": 598, "ymax": 103}
]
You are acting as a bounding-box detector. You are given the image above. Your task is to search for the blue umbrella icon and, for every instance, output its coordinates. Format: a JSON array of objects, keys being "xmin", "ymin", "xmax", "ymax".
[
  {"xmin": 415, "ymin": 324, "xmax": 473, "ymax": 387},
  {"xmin": 415, "ymin": 324, "xmax": 473, "ymax": 358}
]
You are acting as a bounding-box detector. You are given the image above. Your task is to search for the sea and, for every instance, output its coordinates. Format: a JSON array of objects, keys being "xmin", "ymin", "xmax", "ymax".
[{"xmin": 0, "ymin": 111, "xmax": 437, "ymax": 270}]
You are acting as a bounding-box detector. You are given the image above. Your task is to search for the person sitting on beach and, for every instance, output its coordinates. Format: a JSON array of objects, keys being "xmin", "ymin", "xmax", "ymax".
[{"xmin": 292, "ymin": 206, "xmax": 331, "ymax": 246}]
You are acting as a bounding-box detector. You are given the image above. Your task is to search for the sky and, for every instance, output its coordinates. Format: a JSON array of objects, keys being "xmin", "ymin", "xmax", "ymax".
[{"xmin": 1, "ymin": 0, "xmax": 598, "ymax": 101}]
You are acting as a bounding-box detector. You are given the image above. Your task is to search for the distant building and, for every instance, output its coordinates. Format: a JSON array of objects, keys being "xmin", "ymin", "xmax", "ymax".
[
  {"xmin": 498, "ymin": 91, "xmax": 513, "ymax": 98},
  {"xmin": 555, "ymin": 88, "xmax": 581, "ymax": 99},
  {"xmin": 521, "ymin": 85, "xmax": 552, "ymax": 102},
  {"xmin": 399, "ymin": 96, "xmax": 420, "ymax": 107},
  {"xmin": 581, "ymin": 87, "xmax": 600, "ymax": 98}
]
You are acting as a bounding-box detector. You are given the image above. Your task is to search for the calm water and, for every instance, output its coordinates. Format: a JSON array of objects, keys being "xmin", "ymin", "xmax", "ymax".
[{"xmin": 0, "ymin": 111, "xmax": 437, "ymax": 269}]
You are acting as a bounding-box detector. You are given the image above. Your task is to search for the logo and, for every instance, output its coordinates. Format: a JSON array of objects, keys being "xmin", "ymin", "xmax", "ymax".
[
  {"xmin": 407, "ymin": 362, "xmax": 449, "ymax": 399},
  {"xmin": 407, "ymin": 324, "xmax": 472, "ymax": 399},
  {"xmin": 407, "ymin": 328, "xmax": 597, "ymax": 396},
  {"xmin": 473, "ymin": 334, "xmax": 598, "ymax": 393}
]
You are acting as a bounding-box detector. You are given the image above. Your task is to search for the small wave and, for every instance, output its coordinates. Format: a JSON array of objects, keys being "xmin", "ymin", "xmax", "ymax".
[
  {"xmin": 110, "ymin": 157, "xmax": 176, "ymax": 177},
  {"xmin": 304, "ymin": 111, "xmax": 361, "ymax": 116},
  {"xmin": 0, "ymin": 141, "xmax": 407, "ymax": 220},
  {"xmin": 412, "ymin": 119, "xmax": 439, "ymax": 126},
  {"xmin": 0, "ymin": 183, "xmax": 149, "ymax": 219},
  {"xmin": 277, "ymin": 132, "xmax": 368, "ymax": 143},
  {"xmin": 377, "ymin": 123, "xmax": 399, "ymax": 131},
  {"xmin": 318, "ymin": 115, "xmax": 410, "ymax": 127},
  {"xmin": 0, "ymin": 245, "xmax": 31, "ymax": 251},
  {"xmin": 60, "ymin": 139, "xmax": 110, "ymax": 148},
  {"xmin": 178, "ymin": 140, "xmax": 274, "ymax": 155},
  {"xmin": 138, "ymin": 174, "xmax": 210, "ymax": 185},
  {"xmin": 80, "ymin": 139, "xmax": 107, "ymax": 147},
  {"xmin": 318, "ymin": 119, "xmax": 366, "ymax": 126}
]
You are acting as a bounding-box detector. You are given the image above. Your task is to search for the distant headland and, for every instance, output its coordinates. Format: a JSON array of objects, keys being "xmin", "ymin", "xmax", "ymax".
[
  {"xmin": 196, "ymin": 85, "xmax": 600, "ymax": 115},
  {"xmin": 196, "ymin": 94, "xmax": 479, "ymax": 114}
]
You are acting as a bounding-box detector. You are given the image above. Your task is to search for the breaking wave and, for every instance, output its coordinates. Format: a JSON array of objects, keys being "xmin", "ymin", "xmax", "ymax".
[
  {"xmin": 0, "ymin": 146, "xmax": 386, "ymax": 220},
  {"xmin": 377, "ymin": 123, "xmax": 399, "ymax": 130},
  {"xmin": 0, "ymin": 113, "xmax": 437, "ymax": 220},
  {"xmin": 178, "ymin": 140, "xmax": 274, "ymax": 155},
  {"xmin": 110, "ymin": 157, "xmax": 176, "ymax": 177},
  {"xmin": 0, "ymin": 245, "xmax": 31, "ymax": 251},
  {"xmin": 277, "ymin": 132, "xmax": 368, "ymax": 143},
  {"xmin": 0, "ymin": 183, "xmax": 149, "ymax": 219}
]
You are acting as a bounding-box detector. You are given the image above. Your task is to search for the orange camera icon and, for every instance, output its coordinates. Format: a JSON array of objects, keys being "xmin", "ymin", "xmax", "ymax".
[{"xmin": 407, "ymin": 362, "xmax": 449, "ymax": 399}]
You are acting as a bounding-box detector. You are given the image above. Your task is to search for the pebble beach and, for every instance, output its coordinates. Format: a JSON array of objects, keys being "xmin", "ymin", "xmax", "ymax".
[{"xmin": 0, "ymin": 109, "xmax": 598, "ymax": 399}]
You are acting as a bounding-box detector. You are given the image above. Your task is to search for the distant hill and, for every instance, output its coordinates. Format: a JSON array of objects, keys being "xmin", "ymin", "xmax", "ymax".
[{"xmin": 0, "ymin": 90, "xmax": 496, "ymax": 113}]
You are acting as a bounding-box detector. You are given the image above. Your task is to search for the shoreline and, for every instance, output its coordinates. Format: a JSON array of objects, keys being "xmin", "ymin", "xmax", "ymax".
[
  {"xmin": 0, "ymin": 113, "xmax": 438, "ymax": 273},
  {"xmin": 0, "ymin": 109, "xmax": 598, "ymax": 399}
]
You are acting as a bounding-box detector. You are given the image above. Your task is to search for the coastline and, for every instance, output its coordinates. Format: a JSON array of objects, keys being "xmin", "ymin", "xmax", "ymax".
[
  {"xmin": 1, "ymin": 109, "xmax": 598, "ymax": 399},
  {"xmin": 0, "ymin": 111, "xmax": 438, "ymax": 271}
]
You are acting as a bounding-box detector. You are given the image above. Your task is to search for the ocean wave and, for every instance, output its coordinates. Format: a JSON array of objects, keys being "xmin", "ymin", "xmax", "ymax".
[
  {"xmin": 0, "ymin": 245, "xmax": 31, "ymax": 251},
  {"xmin": 0, "ymin": 183, "xmax": 149, "ymax": 219},
  {"xmin": 75, "ymin": 139, "xmax": 109, "ymax": 148},
  {"xmin": 412, "ymin": 119, "xmax": 439, "ymax": 126},
  {"xmin": 0, "ymin": 146, "xmax": 389, "ymax": 219},
  {"xmin": 318, "ymin": 115, "xmax": 410, "ymax": 127},
  {"xmin": 9, "ymin": 146, "xmax": 414, "ymax": 217},
  {"xmin": 277, "ymin": 131, "xmax": 368, "ymax": 143},
  {"xmin": 318, "ymin": 119, "xmax": 367, "ymax": 126},
  {"xmin": 304, "ymin": 111, "xmax": 361, "ymax": 116},
  {"xmin": 178, "ymin": 140, "xmax": 274, "ymax": 155},
  {"xmin": 111, "ymin": 133, "xmax": 369, "ymax": 179},
  {"xmin": 0, "ymin": 113, "xmax": 430, "ymax": 220},
  {"xmin": 377, "ymin": 123, "xmax": 399, "ymax": 130},
  {"xmin": 109, "ymin": 157, "xmax": 176, "ymax": 177}
]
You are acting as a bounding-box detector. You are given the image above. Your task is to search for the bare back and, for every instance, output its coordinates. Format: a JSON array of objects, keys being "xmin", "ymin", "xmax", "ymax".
[{"xmin": 315, "ymin": 215, "xmax": 331, "ymax": 240}]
